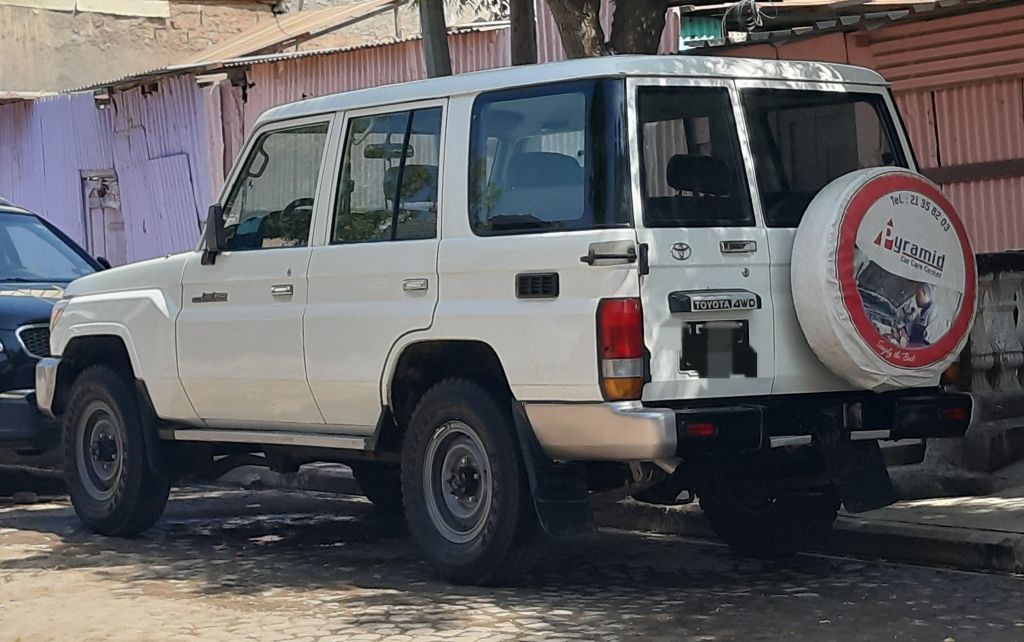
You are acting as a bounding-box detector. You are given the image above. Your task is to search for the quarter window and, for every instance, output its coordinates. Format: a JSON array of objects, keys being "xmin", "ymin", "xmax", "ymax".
[
  {"xmin": 332, "ymin": 107, "xmax": 443, "ymax": 243},
  {"xmin": 468, "ymin": 80, "xmax": 630, "ymax": 235},
  {"xmin": 638, "ymin": 87, "xmax": 754, "ymax": 228},
  {"xmin": 221, "ymin": 123, "xmax": 329, "ymax": 251}
]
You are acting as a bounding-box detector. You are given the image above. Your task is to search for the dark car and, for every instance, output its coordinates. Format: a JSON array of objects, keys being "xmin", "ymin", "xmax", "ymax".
[{"xmin": 0, "ymin": 204, "xmax": 103, "ymax": 452}]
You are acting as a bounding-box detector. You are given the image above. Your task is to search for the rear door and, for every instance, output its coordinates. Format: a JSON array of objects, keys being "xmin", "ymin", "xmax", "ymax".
[
  {"xmin": 628, "ymin": 78, "xmax": 774, "ymax": 401},
  {"xmin": 304, "ymin": 101, "xmax": 445, "ymax": 432}
]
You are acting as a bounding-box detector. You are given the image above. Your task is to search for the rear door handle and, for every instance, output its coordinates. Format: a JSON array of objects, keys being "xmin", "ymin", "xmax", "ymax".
[
  {"xmin": 270, "ymin": 284, "xmax": 293, "ymax": 297},
  {"xmin": 580, "ymin": 241, "xmax": 637, "ymax": 266},
  {"xmin": 720, "ymin": 240, "xmax": 757, "ymax": 254}
]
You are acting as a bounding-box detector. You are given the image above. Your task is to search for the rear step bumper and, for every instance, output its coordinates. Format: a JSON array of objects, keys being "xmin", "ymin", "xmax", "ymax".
[{"xmin": 523, "ymin": 391, "xmax": 973, "ymax": 462}]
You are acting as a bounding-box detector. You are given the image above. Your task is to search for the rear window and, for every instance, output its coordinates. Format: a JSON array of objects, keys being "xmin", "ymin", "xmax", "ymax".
[
  {"xmin": 637, "ymin": 86, "xmax": 754, "ymax": 228},
  {"xmin": 468, "ymin": 79, "xmax": 630, "ymax": 235},
  {"xmin": 742, "ymin": 89, "xmax": 907, "ymax": 227}
]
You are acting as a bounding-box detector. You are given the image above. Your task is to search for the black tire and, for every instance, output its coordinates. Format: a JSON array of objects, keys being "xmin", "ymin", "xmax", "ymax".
[
  {"xmin": 401, "ymin": 378, "xmax": 535, "ymax": 585},
  {"xmin": 62, "ymin": 365, "xmax": 171, "ymax": 536},
  {"xmin": 700, "ymin": 485, "xmax": 840, "ymax": 557},
  {"xmin": 350, "ymin": 462, "xmax": 403, "ymax": 513}
]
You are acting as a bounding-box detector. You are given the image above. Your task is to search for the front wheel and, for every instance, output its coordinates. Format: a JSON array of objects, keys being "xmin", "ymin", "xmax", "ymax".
[
  {"xmin": 63, "ymin": 365, "xmax": 171, "ymax": 536},
  {"xmin": 700, "ymin": 483, "xmax": 840, "ymax": 557},
  {"xmin": 401, "ymin": 379, "xmax": 535, "ymax": 585}
]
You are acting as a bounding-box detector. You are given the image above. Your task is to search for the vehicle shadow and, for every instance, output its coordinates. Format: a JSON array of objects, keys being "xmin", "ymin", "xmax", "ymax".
[
  {"xmin": 5, "ymin": 486, "xmax": 1023, "ymax": 640},
  {"xmin": 1, "ymin": 486, "xmax": 866, "ymax": 595}
]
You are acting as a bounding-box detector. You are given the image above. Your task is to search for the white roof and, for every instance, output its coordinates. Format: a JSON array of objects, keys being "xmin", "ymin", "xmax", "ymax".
[{"xmin": 258, "ymin": 55, "xmax": 887, "ymax": 127}]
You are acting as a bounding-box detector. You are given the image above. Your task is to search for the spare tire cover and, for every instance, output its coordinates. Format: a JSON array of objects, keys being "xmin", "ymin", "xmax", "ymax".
[{"xmin": 792, "ymin": 168, "xmax": 976, "ymax": 391}]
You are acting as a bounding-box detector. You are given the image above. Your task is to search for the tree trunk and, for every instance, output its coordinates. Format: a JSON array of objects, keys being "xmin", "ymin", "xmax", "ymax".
[
  {"xmin": 419, "ymin": 0, "xmax": 452, "ymax": 77},
  {"xmin": 608, "ymin": 0, "xmax": 671, "ymax": 54},
  {"xmin": 510, "ymin": 0, "xmax": 538, "ymax": 65},
  {"xmin": 544, "ymin": 0, "xmax": 607, "ymax": 58}
]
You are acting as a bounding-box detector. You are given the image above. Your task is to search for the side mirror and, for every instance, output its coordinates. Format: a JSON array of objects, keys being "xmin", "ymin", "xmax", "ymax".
[
  {"xmin": 201, "ymin": 204, "xmax": 225, "ymax": 265},
  {"xmin": 95, "ymin": 256, "xmax": 112, "ymax": 270}
]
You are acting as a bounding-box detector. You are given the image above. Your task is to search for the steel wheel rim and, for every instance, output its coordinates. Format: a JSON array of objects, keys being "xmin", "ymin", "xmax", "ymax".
[
  {"xmin": 75, "ymin": 400, "xmax": 124, "ymax": 502},
  {"xmin": 422, "ymin": 420, "xmax": 492, "ymax": 544}
]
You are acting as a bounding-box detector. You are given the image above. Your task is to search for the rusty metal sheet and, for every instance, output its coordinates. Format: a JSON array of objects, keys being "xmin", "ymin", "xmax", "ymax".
[
  {"xmin": 894, "ymin": 91, "xmax": 939, "ymax": 169},
  {"xmin": 933, "ymin": 79, "xmax": 1024, "ymax": 166}
]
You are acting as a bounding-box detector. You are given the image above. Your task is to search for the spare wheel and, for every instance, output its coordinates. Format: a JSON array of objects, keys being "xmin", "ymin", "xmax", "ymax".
[{"xmin": 791, "ymin": 168, "xmax": 976, "ymax": 391}]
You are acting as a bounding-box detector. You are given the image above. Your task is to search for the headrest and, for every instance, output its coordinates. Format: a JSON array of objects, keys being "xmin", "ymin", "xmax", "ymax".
[
  {"xmin": 506, "ymin": 152, "xmax": 582, "ymax": 189},
  {"xmin": 384, "ymin": 164, "xmax": 438, "ymax": 202},
  {"xmin": 666, "ymin": 154, "xmax": 733, "ymax": 196}
]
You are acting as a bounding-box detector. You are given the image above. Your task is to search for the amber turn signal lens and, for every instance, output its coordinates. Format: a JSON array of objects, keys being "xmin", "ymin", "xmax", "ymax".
[{"xmin": 600, "ymin": 377, "xmax": 644, "ymax": 401}]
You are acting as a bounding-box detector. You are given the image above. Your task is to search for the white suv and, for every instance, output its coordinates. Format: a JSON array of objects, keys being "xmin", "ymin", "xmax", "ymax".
[{"xmin": 37, "ymin": 56, "xmax": 976, "ymax": 585}]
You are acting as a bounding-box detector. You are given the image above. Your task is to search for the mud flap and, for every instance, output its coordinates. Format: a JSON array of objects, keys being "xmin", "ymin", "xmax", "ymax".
[
  {"xmin": 512, "ymin": 403, "xmax": 595, "ymax": 538},
  {"xmin": 819, "ymin": 440, "xmax": 896, "ymax": 513}
]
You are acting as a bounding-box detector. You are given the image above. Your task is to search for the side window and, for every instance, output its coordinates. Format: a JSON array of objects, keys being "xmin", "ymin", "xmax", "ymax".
[
  {"xmin": 221, "ymin": 122, "xmax": 329, "ymax": 251},
  {"xmin": 332, "ymin": 107, "xmax": 442, "ymax": 244},
  {"xmin": 468, "ymin": 80, "xmax": 630, "ymax": 235},
  {"xmin": 637, "ymin": 87, "xmax": 754, "ymax": 228}
]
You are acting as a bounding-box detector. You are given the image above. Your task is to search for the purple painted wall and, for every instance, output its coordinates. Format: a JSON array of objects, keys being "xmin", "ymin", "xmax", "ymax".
[{"xmin": 0, "ymin": 75, "xmax": 216, "ymax": 262}]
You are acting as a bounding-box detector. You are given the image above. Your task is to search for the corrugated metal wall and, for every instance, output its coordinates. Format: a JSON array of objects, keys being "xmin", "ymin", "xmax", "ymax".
[
  {"xmin": 0, "ymin": 75, "xmax": 216, "ymax": 262},
  {"xmin": 0, "ymin": 94, "xmax": 114, "ymax": 241},
  {"xmin": 724, "ymin": 3, "xmax": 1024, "ymax": 253}
]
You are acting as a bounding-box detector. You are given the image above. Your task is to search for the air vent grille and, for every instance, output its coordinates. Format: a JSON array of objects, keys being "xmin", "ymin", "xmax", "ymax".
[{"xmin": 516, "ymin": 273, "xmax": 559, "ymax": 299}]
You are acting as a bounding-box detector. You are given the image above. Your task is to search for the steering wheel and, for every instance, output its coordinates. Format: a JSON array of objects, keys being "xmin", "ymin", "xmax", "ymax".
[{"xmin": 280, "ymin": 197, "xmax": 314, "ymax": 221}]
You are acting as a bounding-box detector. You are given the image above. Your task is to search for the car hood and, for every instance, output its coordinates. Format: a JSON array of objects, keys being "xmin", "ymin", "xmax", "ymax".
[
  {"xmin": 65, "ymin": 252, "xmax": 191, "ymax": 299},
  {"xmin": 0, "ymin": 282, "xmax": 66, "ymax": 329}
]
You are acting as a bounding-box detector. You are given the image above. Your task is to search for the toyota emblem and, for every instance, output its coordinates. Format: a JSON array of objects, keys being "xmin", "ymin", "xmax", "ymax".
[{"xmin": 671, "ymin": 242, "xmax": 691, "ymax": 261}]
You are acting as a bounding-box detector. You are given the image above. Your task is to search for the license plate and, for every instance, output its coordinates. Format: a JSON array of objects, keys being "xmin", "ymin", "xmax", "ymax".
[{"xmin": 681, "ymin": 320, "xmax": 757, "ymax": 378}]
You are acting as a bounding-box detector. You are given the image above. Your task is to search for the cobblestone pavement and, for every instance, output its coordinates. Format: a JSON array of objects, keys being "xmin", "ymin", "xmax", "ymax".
[{"xmin": 1, "ymin": 486, "xmax": 1022, "ymax": 642}]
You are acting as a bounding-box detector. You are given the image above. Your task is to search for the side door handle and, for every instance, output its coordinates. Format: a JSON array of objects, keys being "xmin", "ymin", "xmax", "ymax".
[
  {"xmin": 720, "ymin": 240, "xmax": 757, "ymax": 254},
  {"xmin": 270, "ymin": 284, "xmax": 294, "ymax": 297},
  {"xmin": 403, "ymin": 278, "xmax": 429, "ymax": 292}
]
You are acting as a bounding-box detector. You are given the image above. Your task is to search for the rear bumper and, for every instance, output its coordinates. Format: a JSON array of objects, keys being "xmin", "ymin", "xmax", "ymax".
[
  {"xmin": 523, "ymin": 390, "xmax": 973, "ymax": 462},
  {"xmin": 0, "ymin": 389, "xmax": 59, "ymax": 450},
  {"xmin": 524, "ymin": 402, "xmax": 677, "ymax": 461}
]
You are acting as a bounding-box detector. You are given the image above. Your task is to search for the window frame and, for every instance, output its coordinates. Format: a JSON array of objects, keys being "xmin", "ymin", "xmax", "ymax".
[
  {"xmin": 467, "ymin": 78, "xmax": 632, "ymax": 237},
  {"xmin": 326, "ymin": 98, "xmax": 448, "ymax": 246},
  {"xmin": 206, "ymin": 115, "xmax": 333, "ymax": 254},
  {"xmin": 633, "ymin": 82, "xmax": 757, "ymax": 229}
]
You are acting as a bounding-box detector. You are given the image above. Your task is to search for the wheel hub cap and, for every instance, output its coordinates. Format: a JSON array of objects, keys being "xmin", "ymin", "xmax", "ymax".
[
  {"xmin": 76, "ymin": 401, "xmax": 124, "ymax": 501},
  {"xmin": 423, "ymin": 421, "xmax": 492, "ymax": 544}
]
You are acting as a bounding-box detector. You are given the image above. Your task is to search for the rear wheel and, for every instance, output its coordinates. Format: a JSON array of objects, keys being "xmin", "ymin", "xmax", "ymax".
[
  {"xmin": 350, "ymin": 462, "xmax": 402, "ymax": 512},
  {"xmin": 401, "ymin": 379, "xmax": 535, "ymax": 585},
  {"xmin": 62, "ymin": 365, "xmax": 171, "ymax": 536},
  {"xmin": 700, "ymin": 482, "xmax": 839, "ymax": 557}
]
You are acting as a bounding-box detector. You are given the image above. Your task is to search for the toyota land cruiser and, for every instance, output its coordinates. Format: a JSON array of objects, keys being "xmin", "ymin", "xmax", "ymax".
[{"xmin": 38, "ymin": 56, "xmax": 976, "ymax": 585}]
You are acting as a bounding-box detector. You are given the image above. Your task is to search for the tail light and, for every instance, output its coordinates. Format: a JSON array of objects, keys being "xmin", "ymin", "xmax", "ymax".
[{"xmin": 597, "ymin": 298, "xmax": 645, "ymax": 401}]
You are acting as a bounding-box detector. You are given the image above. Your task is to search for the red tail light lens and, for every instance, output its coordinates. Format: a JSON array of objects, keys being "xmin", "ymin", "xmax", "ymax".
[
  {"xmin": 598, "ymin": 298, "xmax": 644, "ymax": 359},
  {"xmin": 597, "ymin": 298, "xmax": 645, "ymax": 401}
]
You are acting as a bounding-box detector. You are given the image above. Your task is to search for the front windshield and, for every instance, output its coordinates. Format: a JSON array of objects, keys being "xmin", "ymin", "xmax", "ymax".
[{"xmin": 0, "ymin": 212, "xmax": 95, "ymax": 282}]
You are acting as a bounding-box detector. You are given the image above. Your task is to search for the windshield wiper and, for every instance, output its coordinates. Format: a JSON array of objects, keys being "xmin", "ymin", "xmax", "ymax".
[{"xmin": 0, "ymin": 277, "xmax": 51, "ymax": 283}]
